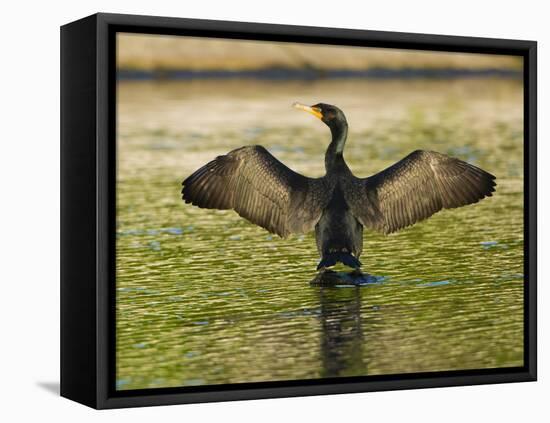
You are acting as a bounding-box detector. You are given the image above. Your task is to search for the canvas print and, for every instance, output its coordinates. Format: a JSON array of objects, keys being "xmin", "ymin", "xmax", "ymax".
[{"xmin": 115, "ymin": 33, "xmax": 524, "ymax": 391}]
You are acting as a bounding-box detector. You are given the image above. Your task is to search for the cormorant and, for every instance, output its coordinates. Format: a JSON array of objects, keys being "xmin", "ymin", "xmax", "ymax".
[{"xmin": 182, "ymin": 102, "xmax": 496, "ymax": 271}]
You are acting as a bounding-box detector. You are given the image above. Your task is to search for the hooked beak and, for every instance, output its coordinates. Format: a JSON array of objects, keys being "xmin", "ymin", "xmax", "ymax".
[{"xmin": 293, "ymin": 102, "xmax": 323, "ymax": 120}]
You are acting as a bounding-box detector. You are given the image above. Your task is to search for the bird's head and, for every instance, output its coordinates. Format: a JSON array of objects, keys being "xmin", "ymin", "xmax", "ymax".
[{"xmin": 293, "ymin": 102, "xmax": 347, "ymax": 129}]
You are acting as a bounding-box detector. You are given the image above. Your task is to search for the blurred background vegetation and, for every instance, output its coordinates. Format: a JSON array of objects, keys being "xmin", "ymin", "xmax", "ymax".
[{"xmin": 117, "ymin": 33, "xmax": 522, "ymax": 78}]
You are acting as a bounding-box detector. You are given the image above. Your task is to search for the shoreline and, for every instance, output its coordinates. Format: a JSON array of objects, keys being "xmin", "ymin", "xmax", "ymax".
[{"xmin": 117, "ymin": 67, "xmax": 522, "ymax": 81}]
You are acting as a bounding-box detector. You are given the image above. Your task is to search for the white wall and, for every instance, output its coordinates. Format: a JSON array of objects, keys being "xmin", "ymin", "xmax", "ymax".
[{"xmin": 1, "ymin": 0, "xmax": 546, "ymax": 421}]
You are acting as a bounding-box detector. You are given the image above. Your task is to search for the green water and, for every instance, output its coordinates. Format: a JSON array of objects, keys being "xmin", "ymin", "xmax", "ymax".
[{"xmin": 116, "ymin": 78, "xmax": 524, "ymax": 390}]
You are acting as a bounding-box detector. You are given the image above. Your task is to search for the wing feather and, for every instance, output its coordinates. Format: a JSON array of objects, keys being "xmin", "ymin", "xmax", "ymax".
[
  {"xmin": 182, "ymin": 145, "xmax": 329, "ymax": 237},
  {"xmin": 344, "ymin": 150, "xmax": 496, "ymax": 234}
]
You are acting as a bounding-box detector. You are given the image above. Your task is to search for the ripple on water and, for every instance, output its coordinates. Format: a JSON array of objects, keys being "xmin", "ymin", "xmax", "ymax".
[
  {"xmin": 417, "ymin": 280, "xmax": 453, "ymax": 288},
  {"xmin": 116, "ymin": 79, "xmax": 525, "ymax": 390}
]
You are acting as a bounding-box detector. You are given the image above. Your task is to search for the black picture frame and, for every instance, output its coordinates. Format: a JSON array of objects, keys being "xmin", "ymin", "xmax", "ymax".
[{"xmin": 60, "ymin": 12, "xmax": 537, "ymax": 409}]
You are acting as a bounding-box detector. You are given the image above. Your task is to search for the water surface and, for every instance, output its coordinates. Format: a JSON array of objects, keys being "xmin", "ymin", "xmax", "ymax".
[{"xmin": 116, "ymin": 78, "xmax": 524, "ymax": 390}]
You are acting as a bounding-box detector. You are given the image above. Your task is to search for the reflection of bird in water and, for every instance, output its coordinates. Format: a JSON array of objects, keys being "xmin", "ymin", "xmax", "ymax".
[
  {"xmin": 182, "ymin": 102, "xmax": 496, "ymax": 271},
  {"xmin": 317, "ymin": 287, "xmax": 365, "ymax": 378}
]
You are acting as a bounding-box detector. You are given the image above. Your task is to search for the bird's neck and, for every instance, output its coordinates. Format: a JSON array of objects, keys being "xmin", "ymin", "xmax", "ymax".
[{"xmin": 325, "ymin": 123, "xmax": 348, "ymax": 173}]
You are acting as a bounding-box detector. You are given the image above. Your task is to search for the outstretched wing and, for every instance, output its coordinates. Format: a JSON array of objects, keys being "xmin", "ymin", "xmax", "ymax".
[
  {"xmin": 344, "ymin": 150, "xmax": 496, "ymax": 234},
  {"xmin": 182, "ymin": 145, "xmax": 329, "ymax": 238}
]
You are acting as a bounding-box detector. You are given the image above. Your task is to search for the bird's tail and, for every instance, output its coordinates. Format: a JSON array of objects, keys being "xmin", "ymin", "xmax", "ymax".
[{"xmin": 317, "ymin": 252, "xmax": 362, "ymax": 270}]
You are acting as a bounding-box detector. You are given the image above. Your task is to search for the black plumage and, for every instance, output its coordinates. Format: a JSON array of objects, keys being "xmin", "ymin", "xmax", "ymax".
[
  {"xmin": 182, "ymin": 145, "xmax": 329, "ymax": 238},
  {"xmin": 182, "ymin": 102, "xmax": 496, "ymax": 270}
]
